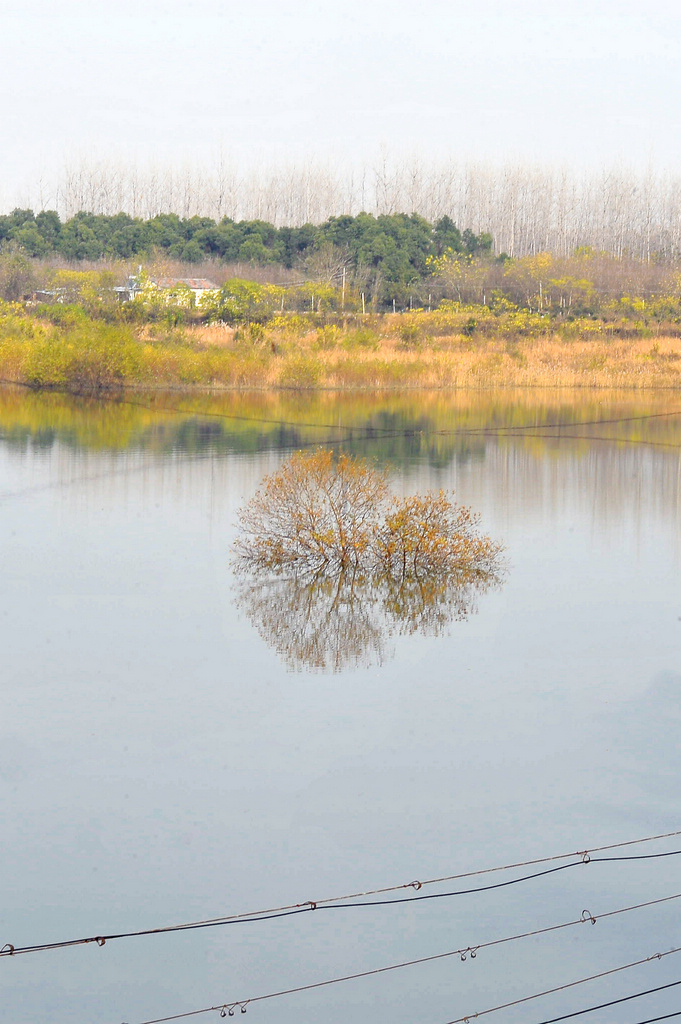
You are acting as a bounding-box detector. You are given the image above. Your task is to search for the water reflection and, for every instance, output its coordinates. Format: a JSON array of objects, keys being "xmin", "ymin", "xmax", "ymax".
[
  {"xmin": 235, "ymin": 566, "xmax": 503, "ymax": 671},
  {"xmin": 3, "ymin": 386, "xmax": 680, "ymax": 537},
  {"xmin": 1, "ymin": 386, "xmax": 680, "ymax": 466}
]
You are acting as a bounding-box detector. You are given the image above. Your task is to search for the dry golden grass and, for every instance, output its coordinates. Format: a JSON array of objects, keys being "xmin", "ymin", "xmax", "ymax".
[
  {"xmin": 2, "ymin": 307, "xmax": 681, "ymax": 391},
  {"xmin": 189, "ymin": 325, "xmax": 681, "ymax": 390}
]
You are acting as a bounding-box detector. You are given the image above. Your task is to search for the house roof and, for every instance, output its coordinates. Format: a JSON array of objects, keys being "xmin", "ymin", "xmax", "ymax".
[{"xmin": 154, "ymin": 277, "xmax": 218, "ymax": 290}]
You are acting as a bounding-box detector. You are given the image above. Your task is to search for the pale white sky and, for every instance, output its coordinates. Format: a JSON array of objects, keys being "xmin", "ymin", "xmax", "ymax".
[{"xmin": 1, "ymin": 0, "xmax": 681, "ymax": 210}]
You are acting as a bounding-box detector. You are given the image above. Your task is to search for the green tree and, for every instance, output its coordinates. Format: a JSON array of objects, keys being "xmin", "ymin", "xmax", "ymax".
[
  {"xmin": 58, "ymin": 215, "xmax": 104, "ymax": 260},
  {"xmin": 35, "ymin": 210, "xmax": 62, "ymax": 248},
  {"xmin": 433, "ymin": 215, "xmax": 463, "ymax": 256},
  {"xmin": 10, "ymin": 224, "xmax": 49, "ymax": 257}
]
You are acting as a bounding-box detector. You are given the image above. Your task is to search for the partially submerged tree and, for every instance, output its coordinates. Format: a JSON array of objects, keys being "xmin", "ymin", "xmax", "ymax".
[
  {"xmin": 235, "ymin": 448, "xmax": 504, "ymax": 583},
  {"xmin": 236, "ymin": 448, "xmax": 389, "ymax": 574},
  {"xmin": 375, "ymin": 491, "xmax": 502, "ymax": 581},
  {"xmin": 235, "ymin": 451, "xmax": 505, "ymax": 671}
]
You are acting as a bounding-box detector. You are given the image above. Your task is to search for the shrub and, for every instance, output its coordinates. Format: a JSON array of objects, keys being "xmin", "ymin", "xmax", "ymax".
[
  {"xmin": 398, "ymin": 319, "xmax": 424, "ymax": 349},
  {"xmin": 375, "ymin": 492, "xmax": 502, "ymax": 579},
  {"xmin": 235, "ymin": 450, "xmax": 506, "ymax": 670},
  {"xmin": 342, "ymin": 327, "xmax": 380, "ymax": 351},
  {"xmin": 278, "ymin": 357, "xmax": 321, "ymax": 389},
  {"xmin": 235, "ymin": 448, "xmax": 503, "ymax": 581},
  {"xmin": 315, "ymin": 324, "xmax": 342, "ymax": 349},
  {"xmin": 21, "ymin": 323, "xmax": 143, "ymax": 390}
]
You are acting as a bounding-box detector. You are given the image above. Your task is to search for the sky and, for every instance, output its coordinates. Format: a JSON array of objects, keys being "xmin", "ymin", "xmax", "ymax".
[{"xmin": 2, "ymin": 0, "xmax": 681, "ymax": 210}]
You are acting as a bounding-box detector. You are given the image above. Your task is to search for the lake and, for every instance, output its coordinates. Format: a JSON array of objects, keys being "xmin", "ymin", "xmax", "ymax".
[{"xmin": 1, "ymin": 387, "xmax": 680, "ymax": 1024}]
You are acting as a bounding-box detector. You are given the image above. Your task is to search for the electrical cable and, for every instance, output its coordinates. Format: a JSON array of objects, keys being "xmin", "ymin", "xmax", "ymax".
[
  {"xmin": 609, "ymin": 1012, "xmax": 681, "ymax": 1024},
  {"xmin": 468, "ymin": 430, "xmax": 681, "ymax": 452},
  {"xmin": 443, "ymin": 947, "xmax": 681, "ymax": 1024},
  {"xmin": 528, "ymin": 978, "xmax": 681, "ymax": 1024},
  {"xmin": 111, "ymin": 891, "xmax": 681, "ymax": 1023},
  {"xmin": 3, "ymin": 831, "xmax": 680, "ymax": 958},
  {"xmin": 118, "ymin": 395, "xmax": 356, "ymax": 435},
  {"xmin": 281, "ymin": 422, "xmax": 681, "ymax": 454},
  {"xmin": 120, "ymin": 938, "xmax": 681, "ymax": 1023},
  {"xmin": 289, "ymin": 431, "xmax": 681, "ymax": 456},
  {"xmin": 304, "ymin": 851, "xmax": 681, "ymax": 911},
  {"xmin": 458, "ymin": 409, "xmax": 681, "ymax": 434},
  {"xmin": 2, "ymin": 398, "xmax": 677, "ymax": 504},
  {"xmin": 0, "ymin": 452, "xmax": 202, "ymax": 503}
]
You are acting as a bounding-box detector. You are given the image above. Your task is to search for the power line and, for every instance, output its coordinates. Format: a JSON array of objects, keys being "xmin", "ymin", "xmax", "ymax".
[
  {"xmin": 609, "ymin": 1012, "xmax": 681, "ymax": 1024},
  {"xmin": 529, "ymin": 978, "xmax": 681, "ymax": 1024},
  {"xmin": 3, "ymin": 831, "xmax": 681, "ymax": 958},
  {"xmin": 0, "ymin": 453, "xmax": 203, "ymax": 503},
  {"xmin": 118, "ymin": 396, "xmax": 353, "ymax": 435},
  {"xmin": 311, "ymin": 851, "xmax": 681, "ymax": 911},
  {"xmin": 181, "ymin": 403, "xmax": 681, "ymax": 455},
  {"xmin": 2, "ymin": 398, "xmax": 678, "ymax": 496},
  {"xmin": 291, "ymin": 427, "xmax": 681, "ymax": 456},
  {"xmin": 439, "ymin": 430, "xmax": 681, "ymax": 452},
  {"xmin": 116, "ymin": 891, "xmax": 681, "ymax": 1023},
  {"xmin": 443, "ymin": 946, "xmax": 681, "ymax": 1024},
  {"xmin": 133, "ymin": 1006, "xmax": 681, "ymax": 1024}
]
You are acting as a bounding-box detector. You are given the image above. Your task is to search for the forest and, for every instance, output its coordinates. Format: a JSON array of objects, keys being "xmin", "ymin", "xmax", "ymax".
[{"xmin": 0, "ymin": 208, "xmax": 494, "ymax": 308}]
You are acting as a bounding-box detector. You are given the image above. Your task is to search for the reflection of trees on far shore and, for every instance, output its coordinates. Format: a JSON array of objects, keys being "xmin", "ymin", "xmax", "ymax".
[{"xmin": 234, "ymin": 565, "xmax": 503, "ymax": 673}]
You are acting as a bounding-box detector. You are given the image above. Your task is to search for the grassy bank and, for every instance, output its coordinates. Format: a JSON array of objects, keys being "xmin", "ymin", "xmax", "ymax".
[{"xmin": 1, "ymin": 303, "xmax": 681, "ymax": 391}]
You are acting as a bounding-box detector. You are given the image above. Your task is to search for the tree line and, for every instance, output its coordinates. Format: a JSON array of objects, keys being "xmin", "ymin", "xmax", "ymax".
[
  {"xmin": 14, "ymin": 155, "xmax": 681, "ymax": 260},
  {"xmin": 0, "ymin": 209, "xmax": 493, "ymax": 307},
  {"xmin": 4, "ymin": 236, "xmax": 681, "ymax": 323}
]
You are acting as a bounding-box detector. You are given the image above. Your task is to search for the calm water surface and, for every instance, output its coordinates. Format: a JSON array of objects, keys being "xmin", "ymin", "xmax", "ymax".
[{"xmin": 1, "ymin": 388, "xmax": 680, "ymax": 1024}]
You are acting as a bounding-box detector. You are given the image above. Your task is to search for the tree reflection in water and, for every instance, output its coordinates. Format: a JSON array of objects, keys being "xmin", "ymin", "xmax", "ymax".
[
  {"xmin": 234, "ymin": 450, "xmax": 506, "ymax": 671},
  {"xmin": 235, "ymin": 565, "xmax": 503, "ymax": 672}
]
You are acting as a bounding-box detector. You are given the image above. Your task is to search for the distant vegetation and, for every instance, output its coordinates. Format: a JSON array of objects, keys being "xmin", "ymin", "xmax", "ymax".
[
  {"xmin": 3, "ymin": 208, "xmax": 681, "ymax": 324},
  {"xmin": 3, "ymin": 204, "xmax": 681, "ymax": 391},
  {"xmin": 0, "ymin": 208, "xmax": 492, "ymax": 309}
]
